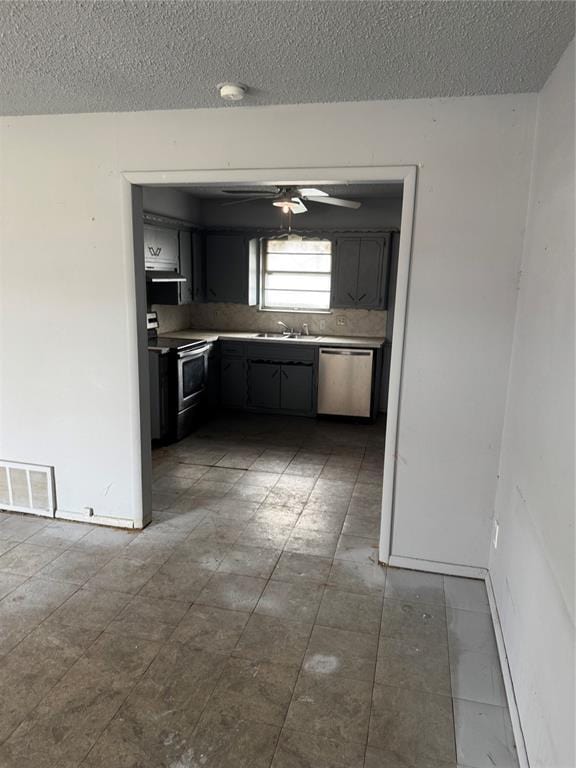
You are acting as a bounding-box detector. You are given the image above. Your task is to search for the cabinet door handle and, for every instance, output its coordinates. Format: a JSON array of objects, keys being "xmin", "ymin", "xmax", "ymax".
[
  {"xmin": 358, "ymin": 293, "xmax": 367, "ymax": 302},
  {"xmin": 272, "ymin": 369, "xmax": 279, "ymax": 378},
  {"xmin": 347, "ymin": 292, "xmax": 355, "ymax": 301},
  {"xmin": 223, "ymin": 363, "xmax": 230, "ymax": 371},
  {"xmin": 282, "ymin": 370, "xmax": 288, "ymax": 379},
  {"xmin": 209, "ymin": 288, "xmax": 216, "ymax": 297}
]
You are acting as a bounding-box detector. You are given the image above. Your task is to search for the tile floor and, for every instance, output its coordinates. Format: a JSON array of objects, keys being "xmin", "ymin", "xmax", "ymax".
[{"xmin": 0, "ymin": 413, "xmax": 519, "ymax": 767}]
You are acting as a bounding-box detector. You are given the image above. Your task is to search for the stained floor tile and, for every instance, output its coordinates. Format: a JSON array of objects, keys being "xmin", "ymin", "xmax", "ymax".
[
  {"xmin": 271, "ymin": 551, "xmax": 333, "ymax": 584},
  {"xmin": 376, "ymin": 635, "xmax": 452, "ymax": 696},
  {"xmin": 196, "ymin": 571, "xmax": 267, "ymax": 612},
  {"xmin": 234, "ymin": 613, "xmax": 312, "ymax": 666},
  {"xmin": 369, "ymin": 684, "xmax": 456, "ymax": 764},
  {"xmin": 189, "ymin": 711, "xmax": 280, "ymax": 767},
  {"xmin": 303, "ymin": 624, "xmax": 377, "ymax": 682},
  {"xmin": 453, "ymin": 698, "xmax": 518, "ymax": 768},
  {"xmin": 0, "ymin": 542, "xmax": 62, "ymax": 576},
  {"xmin": 172, "ymin": 604, "xmax": 249, "ymax": 651},
  {"xmin": 255, "ymin": 579, "xmax": 324, "ymax": 624},
  {"xmin": 444, "ymin": 575, "xmax": 490, "ymax": 613},
  {"xmin": 285, "ymin": 671, "xmax": 372, "ymax": 744},
  {"xmin": 0, "ymin": 413, "xmax": 516, "ymax": 767},
  {"xmin": 382, "ymin": 598, "xmax": 448, "ymax": 644},
  {"xmin": 204, "ymin": 656, "xmax": 299, "ymax": 726},
  {"xmin": 385, "ymin": 567, "xmax": 445, "ymax": 605},
  {"xmin": 271, "ymin": 728, "xmax": 365, "ymax": 767},
  {"xmin": 317, "ymin": 587, "xmax": 383, "ymax": 635},
  {"xmin": 218, "ymin": 544, "xmax": 281, "ymax": 578}
]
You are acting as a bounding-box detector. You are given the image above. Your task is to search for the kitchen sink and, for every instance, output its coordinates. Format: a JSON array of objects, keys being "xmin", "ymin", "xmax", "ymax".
[{"xmin": 255, "ymin": 332, "xmax": 321, "ymax": 340}]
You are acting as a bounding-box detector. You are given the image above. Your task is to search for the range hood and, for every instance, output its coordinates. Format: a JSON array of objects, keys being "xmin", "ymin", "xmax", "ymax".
[{"xmin": 146, "ymin": 270, "xmax": 186, "ymax": 283}]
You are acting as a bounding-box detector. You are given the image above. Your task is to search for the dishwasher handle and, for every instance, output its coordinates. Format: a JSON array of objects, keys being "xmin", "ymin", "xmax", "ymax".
[{"xmin": 319, "ymin": 348, "xmax": 373, "ymax": 356}]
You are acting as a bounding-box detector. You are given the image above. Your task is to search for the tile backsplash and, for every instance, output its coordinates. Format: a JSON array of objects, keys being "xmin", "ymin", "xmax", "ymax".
[
  {"xmin": 153, "ymin": 302, "xmax": 387, "ymax": 338},
  {"xmin": 152, "ymin": 304, "xmax": 191, "ymax": 334}
]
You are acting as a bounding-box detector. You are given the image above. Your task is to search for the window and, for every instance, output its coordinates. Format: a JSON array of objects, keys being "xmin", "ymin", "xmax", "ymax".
[{"xmin": 261, "ymin": 238, "xmax": 332, "ymax": 311}]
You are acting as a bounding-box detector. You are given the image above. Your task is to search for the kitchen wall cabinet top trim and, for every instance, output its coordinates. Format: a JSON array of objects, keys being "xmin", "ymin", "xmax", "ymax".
[{"xmin": 143, "ymin": 211, "xmax": 200, "ymax": 231}]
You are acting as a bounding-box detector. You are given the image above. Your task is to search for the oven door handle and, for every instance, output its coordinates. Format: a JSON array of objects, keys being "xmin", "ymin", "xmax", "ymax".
[{"xmin": 177, "ymin": 344, "xmax": 211, "ymax": 359}]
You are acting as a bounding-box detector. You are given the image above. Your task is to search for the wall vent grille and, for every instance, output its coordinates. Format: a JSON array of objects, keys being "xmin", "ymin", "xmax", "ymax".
[{"xmin": 0, "ymin": 461, "xmax": 55, "ymax": 517}]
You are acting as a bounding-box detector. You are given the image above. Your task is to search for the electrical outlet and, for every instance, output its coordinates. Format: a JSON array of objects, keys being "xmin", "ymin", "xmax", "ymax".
[
  {"xmin": 319, "ymin": 318, "xmax": 326, "ymax": 330},
  {"xmin": 493, "ymin": 520, "xmax": 499, "ymax": 549},
  {"xmin": 336, "ymin": 316, "xmax": 346, "ymax": 327}
]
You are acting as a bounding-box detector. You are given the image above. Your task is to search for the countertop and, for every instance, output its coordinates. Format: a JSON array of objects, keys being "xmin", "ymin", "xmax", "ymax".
[{"xmin": 160, "ymin": 329, "xmax": 388, "ymax": 349}]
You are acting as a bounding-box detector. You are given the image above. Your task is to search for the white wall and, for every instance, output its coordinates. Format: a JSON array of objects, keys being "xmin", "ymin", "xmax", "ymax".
[
  {"xmin": 490, "ymin": 42, "xmax": 575, "ymax": 768},
  {"xmin": 0, "ymin": 94, "xmax": 535, "ymax": 563}
]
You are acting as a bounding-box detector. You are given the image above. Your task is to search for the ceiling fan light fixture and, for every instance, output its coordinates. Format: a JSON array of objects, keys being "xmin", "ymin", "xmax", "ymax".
[{"xmin": 272, "ymin": 198, "xmax": 301, "ymax": 213}]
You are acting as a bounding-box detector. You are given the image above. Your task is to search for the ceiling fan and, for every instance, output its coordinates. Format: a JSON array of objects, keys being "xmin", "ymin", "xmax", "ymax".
[{"xmin": 221, "ymin": 186, "xmax": 362, "ymax": 215}]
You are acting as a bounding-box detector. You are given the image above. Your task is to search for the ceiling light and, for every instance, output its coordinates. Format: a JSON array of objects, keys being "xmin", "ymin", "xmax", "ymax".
[
  {"xmin": 217, "ymin": 83, "xmax": 247, "ymax": 102},
  {"xmin": 272, "ymin": 198, "xmax": 301, "ymax": 213}
]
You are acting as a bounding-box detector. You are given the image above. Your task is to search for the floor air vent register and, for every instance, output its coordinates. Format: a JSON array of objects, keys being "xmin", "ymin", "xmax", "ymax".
[{"xmin": 0, "ymin": 460, "xmax": 55, "ymax": 517}]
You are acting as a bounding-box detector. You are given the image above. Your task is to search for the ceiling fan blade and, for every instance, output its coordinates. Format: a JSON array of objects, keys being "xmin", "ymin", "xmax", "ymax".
[
  {"xmin": 305, "ymin": 195, "xmax": 361, "ymax": 209},
  {"xmin": 220, "ymin": 196, "xmax": 268, "ymax": 207},
  {"xmin": 290, "ymin": 198, "xmax": 308, "ymax": 214},
  {"xmin": 222, "ymin": 188, "xmax": 279, "ymax": 196},
  {"xmin": 297, "ymin": 187, "xmax": 328, "ymax": 197}
]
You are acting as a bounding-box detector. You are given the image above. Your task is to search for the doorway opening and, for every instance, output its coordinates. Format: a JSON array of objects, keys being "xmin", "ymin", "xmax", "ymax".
[{"xmin": 126, "ymin": 167, "xmax": 417, "ymax": 564}]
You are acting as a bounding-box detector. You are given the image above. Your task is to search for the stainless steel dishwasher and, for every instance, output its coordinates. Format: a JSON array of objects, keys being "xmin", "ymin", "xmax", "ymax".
[{"xmin": 317, "ymin": 347, "xmax": 374, "ymax": 417}]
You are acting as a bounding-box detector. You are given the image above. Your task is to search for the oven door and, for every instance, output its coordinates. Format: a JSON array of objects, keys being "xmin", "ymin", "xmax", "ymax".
[{"xmin": 177, "ymin": 345, "xmax": 210, "ymax": 412}]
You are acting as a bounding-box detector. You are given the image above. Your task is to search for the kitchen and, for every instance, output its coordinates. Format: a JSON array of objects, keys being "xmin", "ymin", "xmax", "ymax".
[{"xmin": 143, "ymin": 182, "xmax": 402, "ymax": 465}]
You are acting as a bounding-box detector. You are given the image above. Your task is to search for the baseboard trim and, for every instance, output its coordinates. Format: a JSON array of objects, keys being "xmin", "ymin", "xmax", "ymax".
[
  {"xmin": 387, "ymin": 554, "xmax": 487, "ymax": 579},
  {"xmin": 55, "ymin": 510, "xmax": 135, "ymax": 529},
  {"xmin": 485, "ymin": 571, "xmax": 530, "ymax": 768}
]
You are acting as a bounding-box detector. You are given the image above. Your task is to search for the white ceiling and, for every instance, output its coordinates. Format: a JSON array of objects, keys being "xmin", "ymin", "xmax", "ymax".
[{"xmin": 1, "ymin": 1, "xmax": 574, "ymax": 116}]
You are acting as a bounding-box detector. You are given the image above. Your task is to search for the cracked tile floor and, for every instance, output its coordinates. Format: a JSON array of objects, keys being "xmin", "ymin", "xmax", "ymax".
[{"xmin": 0, "ymin": 414, "xmax": 519, "ymax": 767}]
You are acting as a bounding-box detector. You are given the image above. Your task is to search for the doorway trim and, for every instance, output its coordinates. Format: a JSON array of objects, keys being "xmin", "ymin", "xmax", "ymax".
[{"xmin": 124, "ymin": 165, "xmax": 417, "ymax": 563}]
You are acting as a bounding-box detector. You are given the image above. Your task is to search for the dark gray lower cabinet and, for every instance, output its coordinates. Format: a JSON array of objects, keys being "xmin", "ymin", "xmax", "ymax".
[
  {"xmin": 247, "ymin": 359, "xmax": 315, "ymax": 416},
  {"xmin": 280, "ymin": 364, "xmax": 314, "ymax": 413},
  {"xmin": 206, "ymin": 344, "xmax": 220, "ymax": 413},
  {"xmin": 220, "ymin": 357, "xmax": 245, "ymax": 408},
  {"xmin": 247, "ymin": 362, "xmax": 281, "ymax": 409}
]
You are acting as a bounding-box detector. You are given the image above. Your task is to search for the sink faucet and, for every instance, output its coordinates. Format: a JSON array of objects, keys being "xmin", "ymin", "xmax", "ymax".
[
  {"xmin": 277, "ymin": 320, "xmax": 293, "ymax": 335},
  {"xmin": 302, "ymin": 323, "xmax": 309, "ymax": 336}
]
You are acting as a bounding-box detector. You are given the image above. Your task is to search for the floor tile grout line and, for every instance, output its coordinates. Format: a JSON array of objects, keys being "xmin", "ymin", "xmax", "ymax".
[
  {"xmin": 443, "ymin": 573, "xmax": 460, "ymax": 766},
  {"xmin": 364, "ymin": 555, "xmax": 387, "ymax": 763}
]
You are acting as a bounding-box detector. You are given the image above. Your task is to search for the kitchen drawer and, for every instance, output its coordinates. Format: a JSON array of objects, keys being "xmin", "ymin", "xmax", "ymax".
[
  {"xmin": 245, "ymin": 342, "xmax": 315, "ymax": 362},
  {"xmin": 220, "ymin": 341, "xmax": 245, "ymax": 357}
]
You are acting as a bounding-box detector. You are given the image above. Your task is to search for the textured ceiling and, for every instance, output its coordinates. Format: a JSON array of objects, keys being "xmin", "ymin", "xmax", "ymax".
[{"xmin": 1, "ymin": 1, "xmax": 574, "ymax": 116}]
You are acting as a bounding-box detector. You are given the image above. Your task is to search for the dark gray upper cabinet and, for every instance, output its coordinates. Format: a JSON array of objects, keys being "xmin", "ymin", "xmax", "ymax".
[
  {"xmin": 178, "ymin": 230, "xmax": 193, "ymax": 305},
  {"xmin": 331, "ymin": 234, "xmax": 390, "ymax": 310},
  {"xmin": 144, "ymin": 226, "xmax": 179, "ymax": 272},
  {"xmin": 280, "ymin": 364, "xmax": 314, "ymax": 413},
  {"xmin": 331, "ymin": 238, "xmax": 359, "ymax": 307},
  {"xmin": 205, "ymin": 233, "xmax": 258, "ymax": 305},
  {"xmin": 144, "ymin": 223, "xmax": 203, "ymax": 306},
  {"xmin": 191, "ymin": 231, "xmax": 205, "ymax": 302}
]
